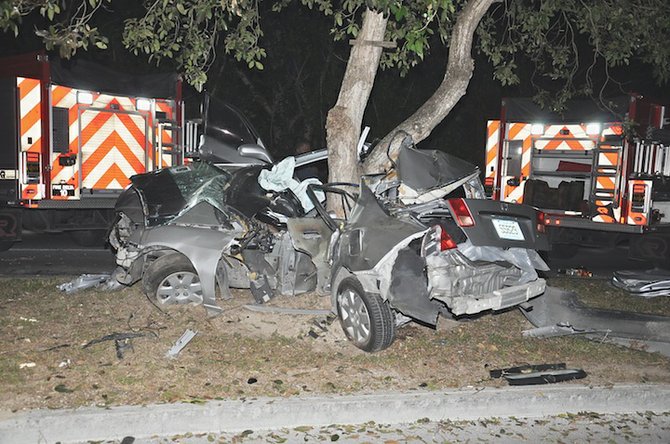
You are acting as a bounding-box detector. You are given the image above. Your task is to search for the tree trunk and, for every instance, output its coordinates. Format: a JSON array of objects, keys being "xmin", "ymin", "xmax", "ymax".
[
  {"xmin": 363, "ymin": 0, "xmax": 501, "ymax": 174},
  {"xmin": 325, "ymin": 9, "xmax": 388, "ymax": 214}
]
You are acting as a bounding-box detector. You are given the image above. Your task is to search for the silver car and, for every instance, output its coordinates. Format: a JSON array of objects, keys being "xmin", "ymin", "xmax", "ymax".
[{"xmin": 109, "ymin": 146, "xmax": 549, "ymax": 352}]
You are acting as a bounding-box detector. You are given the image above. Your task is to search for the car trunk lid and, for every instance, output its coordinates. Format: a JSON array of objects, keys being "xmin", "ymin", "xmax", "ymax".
[{"xmin": 447, "ymin": 198, "xmax": 549, "ymax": 251}]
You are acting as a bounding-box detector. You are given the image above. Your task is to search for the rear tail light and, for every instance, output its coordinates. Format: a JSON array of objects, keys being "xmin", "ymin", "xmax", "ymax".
[
  {"xmin": 484, "ymin": 177, "xmax": 494, "ymax": 197},
  {"xmin": 421, "ymin": 224, "xmax": 457, "ymax": 257},
  {"xmin": 536, "ymin": 211, "xmax": 546, "ymax": 233},
  {"xmin": 447, "ymin": 198, "xmax": 475, "ymax": 227}
]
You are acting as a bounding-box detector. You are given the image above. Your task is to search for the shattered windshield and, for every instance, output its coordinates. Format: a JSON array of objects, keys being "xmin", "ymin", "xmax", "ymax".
[
  {"xmin": 172, "ymin": 162, "xmax": 233, "ymax": 215},
  {"xmin": 134, "ymin": 162, "xmax": 233, "ymax": 225}
]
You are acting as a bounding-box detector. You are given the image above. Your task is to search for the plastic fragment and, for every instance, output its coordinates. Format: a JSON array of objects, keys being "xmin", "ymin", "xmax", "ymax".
[
  {"xmin": 166, "ymin": 329, "xmax": 197, "ymax": 358},
  {"xmin": 57, "ymin": 274, "xmax": 111, "ymax": 294}
]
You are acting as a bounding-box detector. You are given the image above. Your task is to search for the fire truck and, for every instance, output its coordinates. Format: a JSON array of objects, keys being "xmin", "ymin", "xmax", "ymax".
[
  {"xmin": 485, "ymin": 95, "xmax": 670, "ymax": 261},
  {"xmin": 0, "ymin": 52, "xmax": 184, "ymax": 250}
]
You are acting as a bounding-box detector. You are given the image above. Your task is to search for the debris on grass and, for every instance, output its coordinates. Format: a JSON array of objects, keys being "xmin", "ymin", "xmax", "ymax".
[
  {"xmin": 83, "ymin": 332, "xmax": 148, "ymax": 349},
  {"xmin": 1, "ymin": 276, "xmax": 670, "ymax": 411},
  {"xmin": 490, "ymin": 363, "xmax": 587, "ymax": 386},
  {"xmin": 166, "ymin": 329, "xmax": 197, "ymax": 358},
  {"xmin": 115, "ymin": 338, "xmax": 134, "ymax": 359},
  {"xmin": 612, "ymin": 269, "xmax": 670, "ymax": 298},
  {"xmin": 58, "ymin": 274, "xmax": 112, "ymax": 293},
  {"xmin": 522, "ymin": 324, "xmax": 609, "ymax": 338},
  {"xmin": 18, "ymin": 362, "xmax": 36, "ymax": 369},
  {"xmin": 54, "ymin": 384, "xmax": 74, "ymax": 393}
]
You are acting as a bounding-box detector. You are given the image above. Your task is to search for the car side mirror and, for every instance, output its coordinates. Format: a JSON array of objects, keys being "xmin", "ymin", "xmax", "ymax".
[{"xmin": 238, "ymin": 144, "xmax": 273, "ymax": 164}]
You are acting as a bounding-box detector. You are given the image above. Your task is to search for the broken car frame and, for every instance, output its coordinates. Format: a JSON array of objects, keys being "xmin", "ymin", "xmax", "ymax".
[{"xmin": 109, "ymin": 145, "xmax": 550, "ymax": 352}]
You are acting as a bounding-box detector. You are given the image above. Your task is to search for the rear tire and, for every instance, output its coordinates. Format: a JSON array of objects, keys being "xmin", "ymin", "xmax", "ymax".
[
  {"xmin": 336, "ymin": 277, "xmax": 395, "ymax": 352},
  {"xmin": 142, "ymin": 253, "xmax": 203, "ymax": 305}
]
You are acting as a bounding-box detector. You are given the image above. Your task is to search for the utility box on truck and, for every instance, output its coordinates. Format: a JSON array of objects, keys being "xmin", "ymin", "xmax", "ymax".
[
  {"xmin": 485, "ymin": 95, "xmax": 670, "ymax": 261},
  {"xmin": 0, "ymin": 52, "xmax": 183, "ymax": 250}
]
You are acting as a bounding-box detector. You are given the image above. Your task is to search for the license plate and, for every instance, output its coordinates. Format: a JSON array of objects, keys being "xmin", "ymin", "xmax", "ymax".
[{"xmin": 492, "ymin": 218, "xmax": 525, "ymax": 241}]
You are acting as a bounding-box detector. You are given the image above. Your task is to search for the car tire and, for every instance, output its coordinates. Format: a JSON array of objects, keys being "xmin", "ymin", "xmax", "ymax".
[
  {"xmin": 142, "ymin": 253, "xmax": 203, "ymax": 305},
  {"xmin": 336, "ymin": 277, "xmax": 395, "ymax": 352}
]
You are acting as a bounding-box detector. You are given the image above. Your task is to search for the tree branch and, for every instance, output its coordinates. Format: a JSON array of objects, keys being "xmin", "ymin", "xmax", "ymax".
[{"xmin": 364, "ymin": 0, "xmax": 501, "ymax": 174}]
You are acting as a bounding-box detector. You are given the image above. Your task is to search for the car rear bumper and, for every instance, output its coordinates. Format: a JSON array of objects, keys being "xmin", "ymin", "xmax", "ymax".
[
  {"xmin": 425, "ymin": 251, "xmax": 546, "ymax": 316},
  {"xmin": 442, "ymin": 279, "xmax": 546, "ymax": 315}
]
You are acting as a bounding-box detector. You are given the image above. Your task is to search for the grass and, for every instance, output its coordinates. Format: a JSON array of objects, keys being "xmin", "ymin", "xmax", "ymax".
[
  {"xmin": 547, "ymin": 276, "xmax": 670, "ymax": 316},
  {"xmin": 0, "ymin": 276, "xmax": 668, "ymax": 412}
]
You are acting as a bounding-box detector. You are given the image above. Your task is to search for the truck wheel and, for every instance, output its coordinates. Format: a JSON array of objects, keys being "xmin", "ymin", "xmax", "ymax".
[
  {"xmin": 336, "ymin": 277, "xmax": 395, "ymax": 352},
  {"xmin": 0, "ymin": 240, "xmax": 14, "ymax": 252},
  {"xmin": 142, "ymin": 253, "xmax": 203, "ymax": 305}
]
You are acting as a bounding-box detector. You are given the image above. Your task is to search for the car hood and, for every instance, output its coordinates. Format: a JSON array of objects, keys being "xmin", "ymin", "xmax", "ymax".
[{"xmin": 120, "ymin": 161, "xmax": 296, "ymax": 228}]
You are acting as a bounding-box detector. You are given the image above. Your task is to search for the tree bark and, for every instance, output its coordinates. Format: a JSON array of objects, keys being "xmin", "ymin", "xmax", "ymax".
[
  {"xmin": 363, "ymin": 0, "xmax": 501, "ymax": 174},
  {"xmin": 325, "ymin": 8, "xmax": 388, "ymax": 214}
]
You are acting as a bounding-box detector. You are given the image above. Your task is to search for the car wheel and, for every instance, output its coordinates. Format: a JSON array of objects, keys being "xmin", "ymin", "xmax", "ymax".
[
  {"xmin": 336, "ymin": 277, "xmax": 395, "ymax": 352},
  {"xmin": 142, "ymin": 253, "xmax": 203, "ymax": 305}
]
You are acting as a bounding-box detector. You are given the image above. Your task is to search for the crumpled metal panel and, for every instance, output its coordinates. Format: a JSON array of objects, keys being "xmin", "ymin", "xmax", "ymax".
[
  {"xmin": 396, "ymin": 146, "xmax": 479, "ymax": 193},
  {"xmin": 138, "ymin": 223, "xmax": 243, "ymax": 315},
  {"xmin": 424, "ymin": 245, "xmax": 546, "ymax": 316},
  {"xmin": 612, "ymin": 269, "xmax": 670, "ymax": 297},
  {"xmin": 387, "ymin": 247, "xmax": 441, "ymax": 325},
  {"xmin": 336, "ymin": 181, "xmax": 425, "ymax": 273},
  {"xmin": 456, "ymin": 239, "xmax": 549, "ymax": 283}
]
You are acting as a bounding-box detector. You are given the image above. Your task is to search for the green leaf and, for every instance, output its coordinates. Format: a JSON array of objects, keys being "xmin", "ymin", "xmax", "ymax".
[
  {"xmin": 95, "ymin": 41, "xmax": 107, "ymax": 49},
  {"xmin": 176, "ymin": 3, "xmax": 186, "ymax": 15}
]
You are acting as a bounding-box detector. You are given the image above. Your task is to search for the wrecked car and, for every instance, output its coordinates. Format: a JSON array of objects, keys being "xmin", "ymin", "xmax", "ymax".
[{"xmin": 109, "ymin": 145, "xmax": 549, "ymax": 352}]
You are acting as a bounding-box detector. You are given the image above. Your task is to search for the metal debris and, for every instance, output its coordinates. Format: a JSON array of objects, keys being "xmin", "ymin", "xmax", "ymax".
[
  {"xmin": 166, "ymin": 329, "xmax": 197, "ymax": 358},
  {"xmin": 115, "ymin": 339, "xmax": 134, "ymax": 359},
  {"xmin": 490, "ymin": 363, "xmax": 587, "ymax": 386},
  {"xmin": 522, "ymin": 323, "xmax": 609, "ymax": 338},
  {"xmin": 58, "ymin": 274, "xmax": 113, "ymax": 294},
  {"xmin": 83, "ymin": 332, "xmax": 147, "ymax": 349},
  {"xmin": 612, "ymin": 269, "xmax": 670, "ymax": 297}
]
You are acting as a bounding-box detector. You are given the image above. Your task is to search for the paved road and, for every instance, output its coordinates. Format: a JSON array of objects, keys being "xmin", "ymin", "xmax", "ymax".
[{"xmin": 0, "ymin": 231, "xmax": 115, "ymax": 276}]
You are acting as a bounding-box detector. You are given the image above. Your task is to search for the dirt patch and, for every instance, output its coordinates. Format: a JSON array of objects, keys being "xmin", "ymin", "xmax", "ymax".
[{"xmin": 0, "ymin": 276, "xmax": 669, "ymax": 412}]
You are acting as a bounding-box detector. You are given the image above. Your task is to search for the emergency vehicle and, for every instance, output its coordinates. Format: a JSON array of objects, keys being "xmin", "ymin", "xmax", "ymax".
[
  {"xmin": 485, "ymin": 95, "xmax": 670, "ymax": 261},
  {"xmin": 0, "ymin": 52, "xmax": 184, "ymax": 250}
]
